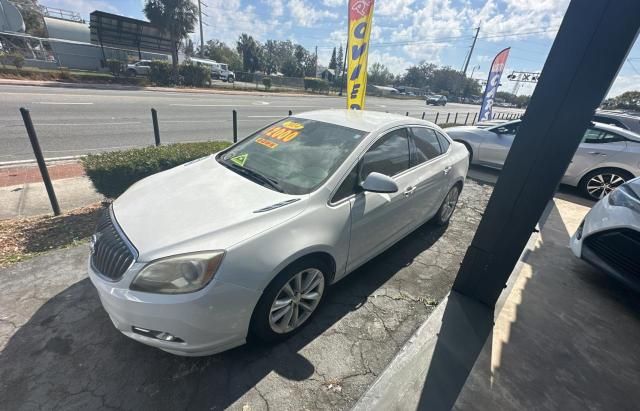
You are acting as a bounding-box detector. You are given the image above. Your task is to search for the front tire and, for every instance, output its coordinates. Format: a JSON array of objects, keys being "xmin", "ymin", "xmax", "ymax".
[
  {"xmin": 250, "ymin": 258, "xmax": 327, "ymax": 343},
  {"xmin": 579, "ymin": 168, "xmax": 633, "ymax": 201},
  {"xmin": 432, "ymin": 185, "xmax": 461, "ymax": 226}
]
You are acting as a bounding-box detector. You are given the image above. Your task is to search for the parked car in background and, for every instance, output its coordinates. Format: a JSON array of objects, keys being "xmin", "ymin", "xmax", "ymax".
[
  {"xmin": 593, "ymin": 110, "xmax": 640, "ymax": 134},
  {"xmin": 88, "ymin": 110, "xmax": 469, "ymax": 356},
  {"xmin": 212, "ymin": 62, "xmax": 235, "ymax": 83},
  {"xmin": 447, "ymin": 119, "xmax": 640, "ymax": 200},
  {"xmin": 571, "ymin": 176, "xmax": 640, "ymax": 291},
  {"xmin": 126, "ymin": 60, "xmax": 151, "ymax": 76},
  {"xmin": 426, "ymin": 95, "xmax": 447, "ymax": 106}
]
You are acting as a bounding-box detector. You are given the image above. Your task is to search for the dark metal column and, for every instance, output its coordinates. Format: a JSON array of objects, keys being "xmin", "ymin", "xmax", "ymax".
[{"xmin": 452, "ymin": 0, "xmax": 640, "ymax": 308}]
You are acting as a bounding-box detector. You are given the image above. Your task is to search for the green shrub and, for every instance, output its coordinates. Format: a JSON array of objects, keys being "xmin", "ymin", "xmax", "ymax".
[
  {"xmin": 262, "ymin": 77, "xmax": 272, "ymax": 90},
  {"xmin": 105, "ymin": 59, "xmax": 123, "ymax": 77},
  {"xmin": 0, "ymin": 51, "xmax": 25, "ymax": 69},
  {"xmin": 303, "ymin": 77, "xmax": 329, "ymax": 93},
  {"xmin": 11, "ymin": 53, "xmax": 25, "ymax": 69},
  {"xmin": 179, "ymin": 62, "xmax": 211, "ymax": 87},
  {"xmin": 82, "ymin": 141, "xmax": 232, "ymax": 198},
  {"xmin": 149, "ymin": 60, "xmax": 173, "ymax": 85}
]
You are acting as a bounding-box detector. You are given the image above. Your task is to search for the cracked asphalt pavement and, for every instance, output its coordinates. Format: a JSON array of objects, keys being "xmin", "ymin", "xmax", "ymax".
[{"xmin": 0, "ymin": 179, "xmax": 492, "ymax": 411}]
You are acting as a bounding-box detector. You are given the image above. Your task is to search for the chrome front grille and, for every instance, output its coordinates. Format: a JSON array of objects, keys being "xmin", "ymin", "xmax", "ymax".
[{"xmin": 91, "ymin": 208, "xmax": 137, "ymax": 281}]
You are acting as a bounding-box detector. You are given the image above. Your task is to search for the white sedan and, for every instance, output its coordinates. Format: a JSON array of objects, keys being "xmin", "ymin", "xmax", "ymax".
[
  {"xmin": 571, "ymin": 176, "xmax": 640, "ymax": 290},
  {"xmin": 88, "ymin": 110, "xmax": 469, "ymax": 356}
]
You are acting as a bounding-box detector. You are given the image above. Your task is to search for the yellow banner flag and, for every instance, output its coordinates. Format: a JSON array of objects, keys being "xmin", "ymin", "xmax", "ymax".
[{"xmin": 346, "ymin": 0, "xmax": 375, "ymax": 110}]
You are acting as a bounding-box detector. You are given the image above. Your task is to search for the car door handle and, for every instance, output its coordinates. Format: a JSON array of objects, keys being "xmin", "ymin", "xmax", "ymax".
[
  {"xmin": 443, "ymin": 166, "xmax": 453, "ymax": 175},
  {"xmin": 403, "ymin": 186, "xmax": 416, "ymax": 197},
  {"xmin": 588, "ymin": 151, "xmax": 606, "ymax": 156}
]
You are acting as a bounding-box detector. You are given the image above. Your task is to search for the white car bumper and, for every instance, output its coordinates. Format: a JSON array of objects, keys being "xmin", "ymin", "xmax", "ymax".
[
  {"xmin": 570, "ymin": 195, "xmax": 640, "ymax": 289},
  {"xmin": 88, "ymin": 260, "xmax": 261, "ymax": 356}
]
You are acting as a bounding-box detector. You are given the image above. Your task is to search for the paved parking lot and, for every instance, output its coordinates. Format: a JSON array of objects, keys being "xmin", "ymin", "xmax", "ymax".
[{"xmin": 0, "ymin": 179, "xmax": 492, "ymax": 410}]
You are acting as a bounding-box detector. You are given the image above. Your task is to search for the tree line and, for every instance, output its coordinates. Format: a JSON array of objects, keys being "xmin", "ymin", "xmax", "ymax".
[{"xmin": 195, "ymin": 34, "xmax": 344, "ymax": 79}]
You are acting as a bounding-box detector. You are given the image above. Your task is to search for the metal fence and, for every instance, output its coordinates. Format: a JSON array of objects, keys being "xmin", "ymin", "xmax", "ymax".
[{"xmin": 395, "ymin": 110, "xmax": 523, "ymax": 125}]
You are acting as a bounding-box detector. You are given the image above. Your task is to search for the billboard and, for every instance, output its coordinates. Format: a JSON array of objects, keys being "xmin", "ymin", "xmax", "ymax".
[
  {"xmin": 89, "ymin": 11, "xmax": 172, "ymax": 54},
  {"xmin": 479, "ymin": 47, "xmax": 510, "ymax": 122},
  {"xmin": 346, "ymin": 0, "xmax": 375, "ymax": 110}
]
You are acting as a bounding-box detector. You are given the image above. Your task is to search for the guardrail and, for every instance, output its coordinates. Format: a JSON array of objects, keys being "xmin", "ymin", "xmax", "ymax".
[{"xmin": 15, "ymin": 106, "xmax": 523, "ymax": 215}]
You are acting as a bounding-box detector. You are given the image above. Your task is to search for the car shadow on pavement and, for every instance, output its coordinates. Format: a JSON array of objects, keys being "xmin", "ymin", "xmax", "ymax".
[{"xmin": 0, "ymin": 222, "xmax": 448, "ymax": 410}]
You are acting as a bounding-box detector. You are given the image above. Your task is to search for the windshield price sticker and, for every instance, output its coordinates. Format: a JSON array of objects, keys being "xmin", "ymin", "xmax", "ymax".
[
  {"xmin": 255, "ymin": 121, "xmax": 304, "ymax": 149},
  {"xmin": 282, "ymin": 121, "xmax": 304, "ymax": 130},
  {"xmin": 255, "ymin": 137, "xmax": 279, "ymax": 149}
]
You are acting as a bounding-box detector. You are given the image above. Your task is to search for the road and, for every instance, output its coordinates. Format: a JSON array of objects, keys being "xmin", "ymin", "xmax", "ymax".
[{"xmin": 0, "ymin": 84, "xmax": 523, "ymax": 162}]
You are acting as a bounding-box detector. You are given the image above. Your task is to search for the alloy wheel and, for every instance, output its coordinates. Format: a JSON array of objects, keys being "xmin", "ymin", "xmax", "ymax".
[
  {"xmin": 440, "ymin": 186, "xmax": 460, "ymax": 222},
  {"xmin": 586, "ymin": 173, "xmax": 626, "ymax": 200},
  {"xmin": 269, "ymin": 268, "xmax": 325, "ymax": 334}
]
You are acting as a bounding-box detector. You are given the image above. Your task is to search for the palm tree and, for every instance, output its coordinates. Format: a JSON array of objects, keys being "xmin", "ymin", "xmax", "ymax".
[
  {"xmin": 144, "ymin": 0, "xmax": 198, "ymax": 81},
  {"xmin": 236, "ymin": 33, "xmax": 262, "ymax": 72}
]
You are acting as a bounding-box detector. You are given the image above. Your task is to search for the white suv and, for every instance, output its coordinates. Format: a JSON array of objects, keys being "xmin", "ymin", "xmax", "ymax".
[{"xmin": 212, "ymin": 62, "xmax": 235, "ymax": 83}]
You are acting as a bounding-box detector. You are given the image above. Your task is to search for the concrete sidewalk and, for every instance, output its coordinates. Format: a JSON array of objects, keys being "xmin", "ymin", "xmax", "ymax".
[
  {"xmin": 354, "ymin": 197, "xmax": 640, "ymax": 410},
  {"xmin": 0, "ymin": 160, "xmax": 102, "ymax": 219}
]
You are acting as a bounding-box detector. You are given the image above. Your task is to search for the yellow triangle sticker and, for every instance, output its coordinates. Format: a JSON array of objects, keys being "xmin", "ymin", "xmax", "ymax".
[{"xmin": 230, "ymin": 153, "xmax": 248, "ymax": 166}]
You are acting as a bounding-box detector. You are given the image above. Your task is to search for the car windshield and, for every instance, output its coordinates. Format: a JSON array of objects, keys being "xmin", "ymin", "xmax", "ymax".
[{"xmin": 218, "ymin": 118, "xmax": 367, "ymax": 195}]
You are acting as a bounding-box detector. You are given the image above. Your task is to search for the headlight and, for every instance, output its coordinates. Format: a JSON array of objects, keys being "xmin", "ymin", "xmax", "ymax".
[
  {"xmin": 130, "ymin": 251, "xmax": 225, "ymax": 294},
  {"xmin": 608, "ymin": 185, "xmax": 640, "ymax": 214}
]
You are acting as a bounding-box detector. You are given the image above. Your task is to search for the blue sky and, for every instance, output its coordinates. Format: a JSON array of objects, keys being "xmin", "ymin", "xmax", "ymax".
[{"xmin": 43, "ymin": 0, "xmax": 640, "ymax": 97}]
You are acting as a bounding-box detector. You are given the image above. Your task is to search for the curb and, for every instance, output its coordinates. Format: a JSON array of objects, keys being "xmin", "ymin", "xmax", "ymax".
[
  {"xmin": 0, "ymin": 79, "xmax": 339, "ymax": 99},
  {"xmin": 0, "ymin": 155, "xmax": 84, "ymax": 168}
]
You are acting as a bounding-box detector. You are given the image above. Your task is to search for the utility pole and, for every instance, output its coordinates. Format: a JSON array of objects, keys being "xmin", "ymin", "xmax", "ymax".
[
  {"xmin": 315, "ymin": 45, "xmax": 318, "ymax": 77},
  {"xmin": 198, "ymin": 0, "xmax": 204, "ymax": 58},
  {"xmin": 462, "ymin": 26, "xmax": 480, "ymax": 77}
]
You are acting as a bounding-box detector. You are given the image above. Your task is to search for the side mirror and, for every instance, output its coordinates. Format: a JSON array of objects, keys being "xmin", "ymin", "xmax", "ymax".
[{"xmin": 360, "ymin": 172, "xmax": 399, "ymax": 194}]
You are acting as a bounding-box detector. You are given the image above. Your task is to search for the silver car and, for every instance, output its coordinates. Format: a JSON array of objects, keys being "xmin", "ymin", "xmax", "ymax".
[
  {"xmin": 447, "ymin": 119, "xmax": 640, "ymax": 200},
  {"xmin": 88, "ymin": 110, "xmax": 469, "ymax": 356}
]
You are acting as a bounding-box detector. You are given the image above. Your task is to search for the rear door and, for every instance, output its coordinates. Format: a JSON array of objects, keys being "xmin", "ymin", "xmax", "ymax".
[
  {"xmin": 565, "ymin": 127, "xmax": 627, "ymax": 181},
  {"xmin": 407, "ymin": 127, "xmax": 451, "ymax": 222},
  {"xmin": 477, "ymin": 122, "xmax": 519, "ymax": 167}
]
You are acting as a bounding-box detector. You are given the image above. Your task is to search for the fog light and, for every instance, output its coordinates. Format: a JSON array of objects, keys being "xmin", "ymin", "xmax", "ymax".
[
  {"xmin": 156, "ymin": 332, "xmax": 176, "ymax": 341},
  {"xmin": 132, "ymin": 326, "xmax": 185, "ymax": 343},
  {"xmin": 576, "ymin": 221, "xmax": 584, "ymax": 240}
]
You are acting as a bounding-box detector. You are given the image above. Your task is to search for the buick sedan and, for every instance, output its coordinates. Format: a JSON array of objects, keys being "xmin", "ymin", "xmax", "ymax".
[{"xmin": 88, "ymin": 109, "xmax": 469, "ymax": 356}]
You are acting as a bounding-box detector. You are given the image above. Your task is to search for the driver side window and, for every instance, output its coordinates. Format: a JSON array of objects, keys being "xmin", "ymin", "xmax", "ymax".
[{"xmin": 360, "ymin": 128, "xmax": 410, "ymax": 179}]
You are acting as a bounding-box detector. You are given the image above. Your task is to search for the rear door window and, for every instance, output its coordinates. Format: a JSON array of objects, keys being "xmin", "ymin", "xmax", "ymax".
[{"xmin": 409, "ymin": 127, "xmax": 444, "ymax": 167}]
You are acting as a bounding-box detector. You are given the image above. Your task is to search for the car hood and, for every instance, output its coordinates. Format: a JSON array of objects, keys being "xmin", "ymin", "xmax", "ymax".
[{"xmin": 113, "ymin": 155, "xmax": 307, "ymax": 261}]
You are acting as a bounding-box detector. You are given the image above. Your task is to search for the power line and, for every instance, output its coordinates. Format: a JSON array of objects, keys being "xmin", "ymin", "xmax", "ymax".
[
  {"xmin": 627, "ymin": 59, "xmax": 640, "ymax": 75},
  {"xmin": 317, "ymin": 28, "xmax": 560, "ymax": 50}
]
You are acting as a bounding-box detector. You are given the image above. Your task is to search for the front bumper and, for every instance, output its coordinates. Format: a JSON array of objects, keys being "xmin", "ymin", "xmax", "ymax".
[
  {"xmin": 88, "ymin": 261, "xmax": 261, "ymax": 356},
  {"xmin": 570, "ymin": 195, "xmax": 640, "ymax": 291}
]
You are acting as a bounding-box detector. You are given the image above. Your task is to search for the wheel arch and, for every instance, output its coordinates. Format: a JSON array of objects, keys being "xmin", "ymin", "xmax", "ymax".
[
  {"xmin": 579, "ymin": 166, "xmax": 636, "ymax": 187},
  {"xmin": 454, "ymin": 139, "xmax": 474, "ymax": 162},
  {"xmin": 263, "ymin": 247, "xmax": 338, "ymax": 290}
]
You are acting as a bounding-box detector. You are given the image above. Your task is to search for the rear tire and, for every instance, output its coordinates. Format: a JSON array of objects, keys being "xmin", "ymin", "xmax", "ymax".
[
  {"xmin": 432, "ymin": 184, "xmax": 461, "ymax": 226},
  {"xmin": 250, "ymin": 258, "xmax": 328, "ymax": 343},
  {"xmin": 579, "ymin": 168, "xmax": 633, "ymax": 201}
]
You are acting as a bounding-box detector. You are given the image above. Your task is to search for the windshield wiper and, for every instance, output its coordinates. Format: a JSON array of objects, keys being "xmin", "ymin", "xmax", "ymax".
[{"xmin": 222, "ymin": 161, "xmax": 284, "ymax": 193}]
